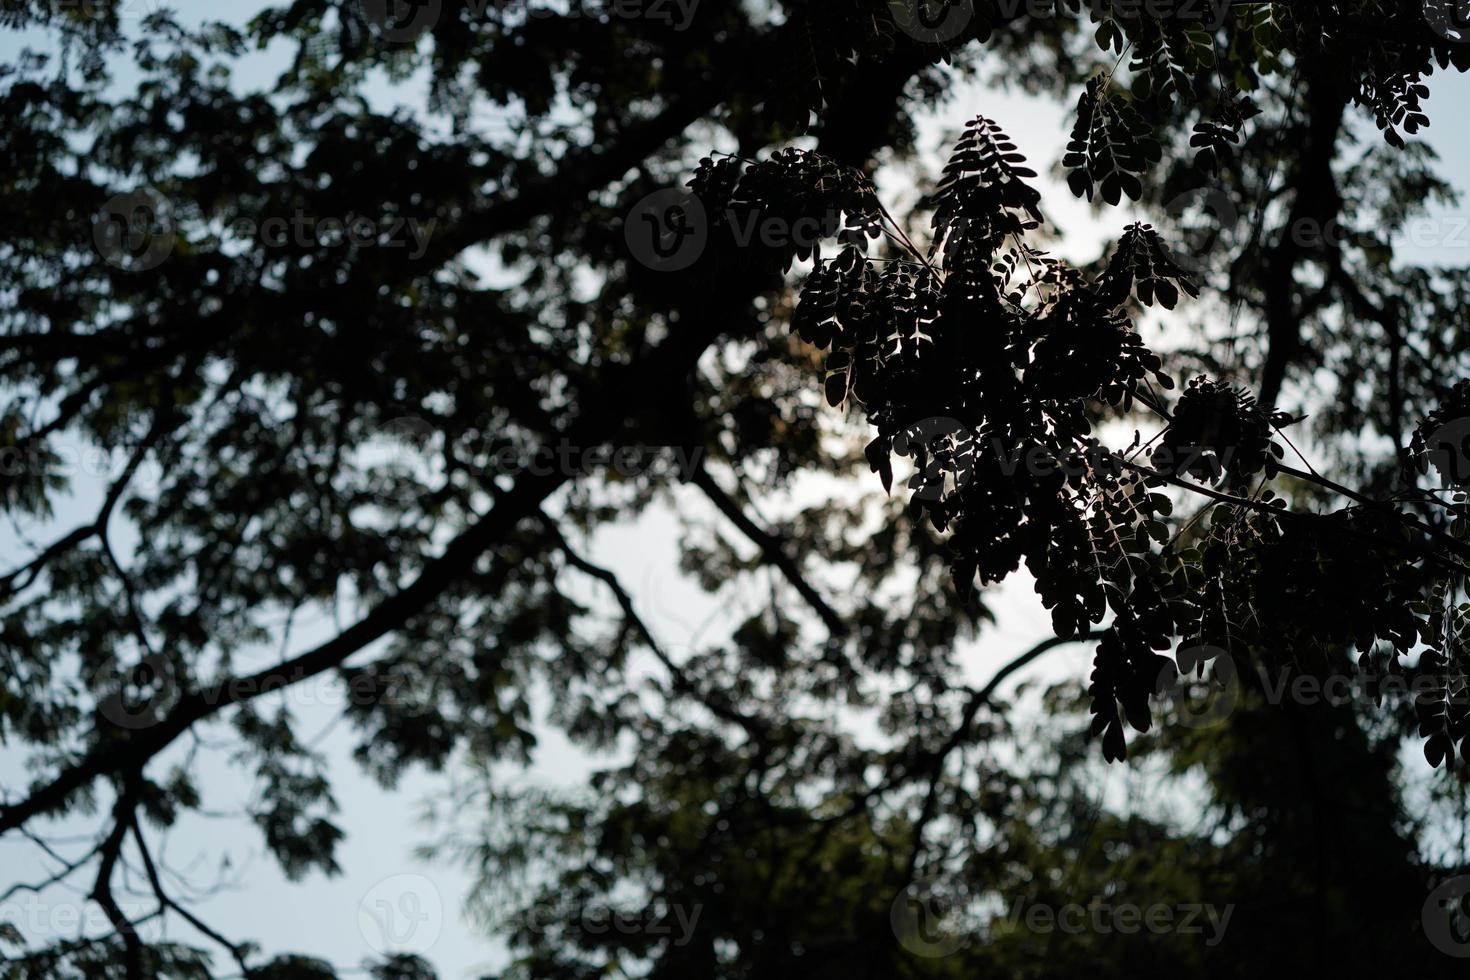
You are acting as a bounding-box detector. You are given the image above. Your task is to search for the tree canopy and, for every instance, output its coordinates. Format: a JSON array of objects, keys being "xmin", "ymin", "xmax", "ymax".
[{"xmin": 5, "ymin": 0, "xmax": 1470, "ymax": 976}]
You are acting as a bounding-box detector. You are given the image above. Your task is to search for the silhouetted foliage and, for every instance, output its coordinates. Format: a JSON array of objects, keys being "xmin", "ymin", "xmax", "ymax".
[{"xmin": 6, "ymin": 0, "xmax": 1470, "ymax": 977}]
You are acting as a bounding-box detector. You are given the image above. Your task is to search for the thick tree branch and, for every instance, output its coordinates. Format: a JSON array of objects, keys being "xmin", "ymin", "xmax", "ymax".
[
  {"xmin": 90, "ymin": 779, "xmax": 142, "ymax": 980},
  {"xmin": 1256, "ymin": 59, "xmax": 1348, "ymax": 412},
  {"xmin": 0, "ymin": 308, "xmax": 762, "ymax": 838},
  {"xmin": 432, "ymin": 80, "xmax": 722, "ymax": 262},
  {"xmin": 0, "ymin": 465, "xmax": 567, "ymax": 837}
]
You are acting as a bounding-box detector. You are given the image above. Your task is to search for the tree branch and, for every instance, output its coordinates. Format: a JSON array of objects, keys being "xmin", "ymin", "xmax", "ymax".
[
  {"xmin": 542, "ymin": 515, "xmax": 762, "ymax": 734},
  {"xmin": 90, "ymin": 779, "xmax": 142, "ymax": 980},
  {"xmin": 690, "ymin": 465, "xmax": 847, "ymax": 637},
  {"xmin": 0, "ymin": 431, "xmax": 157, "ymax": 600},
  {"xmin": 0, "ymin": 466, "xmax": 568, "ymax": 838},
  {"xmin": 0, "ymin": 318, "xmax": 750, "ymax": 838},
  {"xmin": 133, "ymin": 822, "xmax": 252, "ymax": 977},
  {"xmin": 901, "ymin": 630, "xmax": 1104, "ymax": 878}
]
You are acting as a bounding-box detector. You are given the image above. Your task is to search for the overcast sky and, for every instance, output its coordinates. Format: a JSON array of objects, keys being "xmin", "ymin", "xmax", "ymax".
[{"xmin": 4, "ymin": 7, "xmax": 1470, "ymax": 976}]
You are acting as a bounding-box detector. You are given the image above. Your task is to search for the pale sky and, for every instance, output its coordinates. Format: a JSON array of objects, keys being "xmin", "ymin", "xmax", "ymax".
[{"xmin": 4, "ymin": 9, "xmax": 1470, "ymax": 977}]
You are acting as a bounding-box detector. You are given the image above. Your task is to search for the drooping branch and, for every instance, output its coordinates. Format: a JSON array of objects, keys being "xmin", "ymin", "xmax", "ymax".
[
  {"xmin": 690, "ymin": 465, "xmax": 848, "ymax": 637},
  {"xmin": 0, "ymin": 831, "xmax": 103, "ymax": 904},
  {"xmin": 542, "ymin": 515, "xmax": 762, "ymax": 734},
  {"xmin": 0, "ymin": 430, "xmax": 159, "ymax": 600},
  {"xmin": 132, "ymin": 822, "xmax": 252, "ymax": 977},
  {"xmin": 901, "ymin": 631, "xmax": 1104, "ymax": 878}
]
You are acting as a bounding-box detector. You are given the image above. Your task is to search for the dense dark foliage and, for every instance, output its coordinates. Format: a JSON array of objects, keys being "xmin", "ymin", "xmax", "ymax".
[{"xmin": 5, "ymin": 0, "xmax": 1470, "ymax": 977}]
